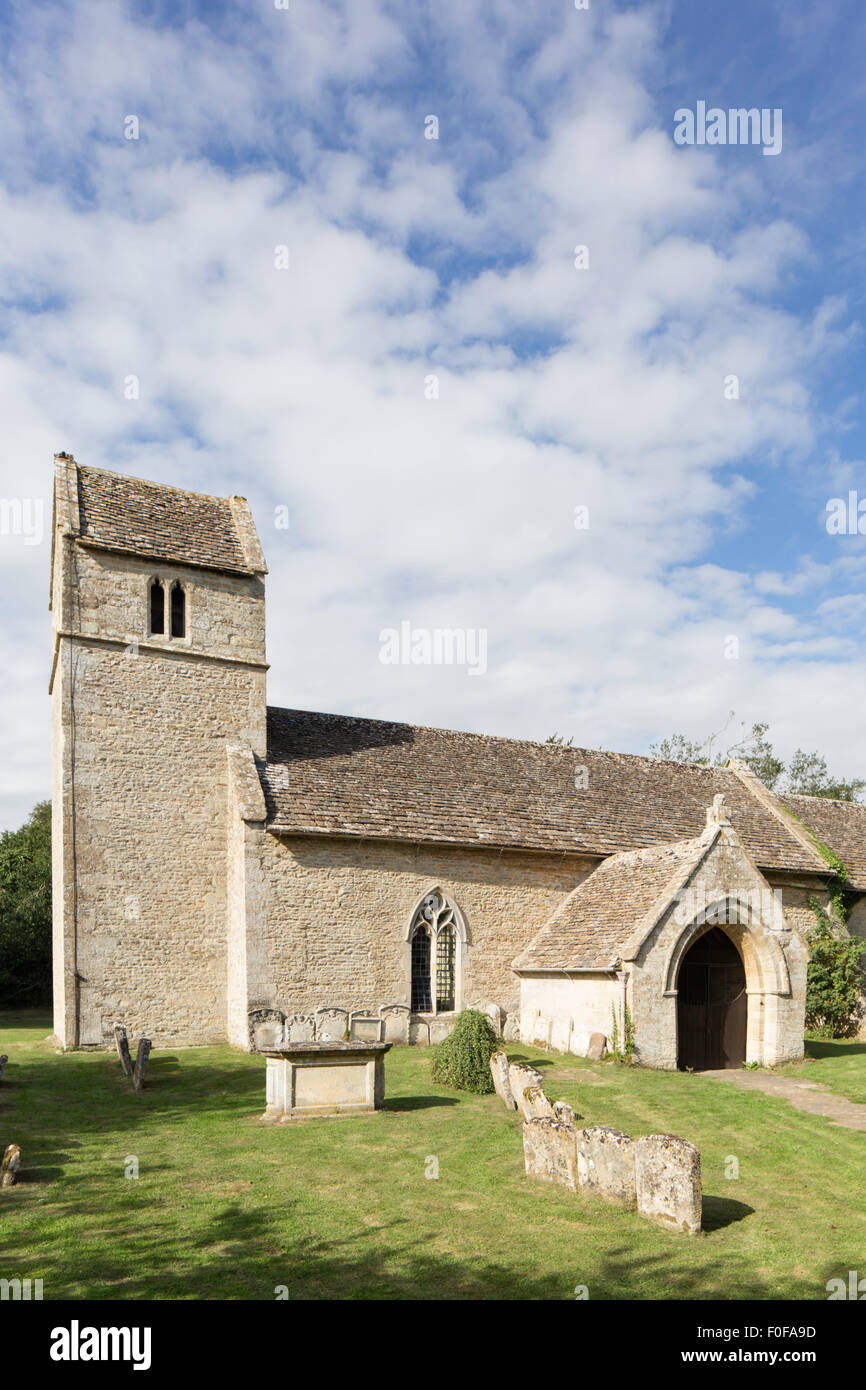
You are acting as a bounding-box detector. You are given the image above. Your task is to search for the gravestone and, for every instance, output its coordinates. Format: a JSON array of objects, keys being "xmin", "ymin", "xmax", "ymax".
[
  {"xmin": 635, "ymin": 1134, "xmax": 702, "ymax": 1235},
  {"xmin": 248, "ymin": 1008, "xmax": 286, "ymax": 1051},
  {"xmin": 0, "ymin": 1054, "xmax": 7, "ymax": 1081},
  {"xmin": 286, "ymin": 1015, "xmax": 315, "ymax": 1042},
  {"xmin": 489, "ymin": 1051, "xmax": 517, "ymax": 1109},
  {"xmin": 508, "ymin": 1062, "xmax": 544, "ymax": 1120},
  {"xmin": 349, "ymin": 1013, "xmax": 384, "ymax": 1043},
  {"xmin": 113, "ymin": 1024, "xmax": 133, "ymax": 1076},
  {"xmin": 314, "ymin": 1007, "xmax": 349, "ymax": 1042},
  {"xmin": 532, "ymin": 1016, "xmax": 552, "ymax": 1049},
  {"xmin": 550, "ymin": 1017, "xmax": 573, "ymax": 1053},
  {"xmin": 587, "ymin": 1032, "xmax": 607, "ymax": 1060},
  {"xmin": 577, "ymin": 1126, "xmax": 636, "ymax": 1208},
  {"xmin": 132, "ymin": 1038, "xmax": 152, "ymax": 1093},
  {"xmin": 522, "ymin": 1117, "xmax": 579, "ymax": 1191},
  {"xmin": 553, "ymin": 1100, "xmax": 582, "ymax": 1127},
  {"xmin": 502, "ymin": 1012, "xmax": 521, "ymax": 1043},
  {"xmin": 1, "ymin": 1143, "xmax": 21, "ymax": 1187},
  {"xmin": 379, "ymin": 1004, "xmax": 411, "ymax": 1045},
  {"xmin": 523, "ymin": 1084, "xmax": 555, "ymax": 1120}
]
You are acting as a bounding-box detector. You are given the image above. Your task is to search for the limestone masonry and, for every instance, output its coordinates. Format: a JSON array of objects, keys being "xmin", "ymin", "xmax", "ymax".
[{"xmin": 50, "ymin": 455, "xmax": 866, "ymax": 1064}]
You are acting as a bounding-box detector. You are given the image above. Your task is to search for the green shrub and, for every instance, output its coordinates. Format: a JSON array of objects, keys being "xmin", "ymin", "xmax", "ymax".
[
  {"xmin": 431, "ymin": 1009, "xmax": 498, "ymax": 1093},
  {"xmin": 806, "ymin": 896, "xmax": 866, "ymax": 1038}
]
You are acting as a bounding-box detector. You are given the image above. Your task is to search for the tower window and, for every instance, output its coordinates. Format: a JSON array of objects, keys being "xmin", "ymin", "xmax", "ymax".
[
  {"xmin": 170, "ymin": 582, "xmax": 186, "ymax": 638},
  {"xmin": 150, "ymin": 580, "xmax": 165, "ymax": 635}
]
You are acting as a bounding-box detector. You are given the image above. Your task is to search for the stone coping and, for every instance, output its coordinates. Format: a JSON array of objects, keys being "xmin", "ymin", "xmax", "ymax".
[{"xmin": 262, "ymin": 1042, "xmax": 392, "ymax": 1057}]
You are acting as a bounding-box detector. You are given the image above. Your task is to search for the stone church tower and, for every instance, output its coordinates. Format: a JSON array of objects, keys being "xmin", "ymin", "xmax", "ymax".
[{"xmin": 50, "ymin": 454, "xmax": 268, "ymax": 1047}]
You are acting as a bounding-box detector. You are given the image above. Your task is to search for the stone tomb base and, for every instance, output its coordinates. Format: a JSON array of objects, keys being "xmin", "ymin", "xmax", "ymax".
[{"xmin": 263, "ymin": 1042, "xmax": 392, "ymax": 1120}]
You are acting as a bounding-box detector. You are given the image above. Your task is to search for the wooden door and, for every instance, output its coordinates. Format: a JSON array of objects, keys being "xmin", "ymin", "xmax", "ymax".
[{"xmin": 677, "ymin": 927, "xmax": 747, "ymax": 1070}]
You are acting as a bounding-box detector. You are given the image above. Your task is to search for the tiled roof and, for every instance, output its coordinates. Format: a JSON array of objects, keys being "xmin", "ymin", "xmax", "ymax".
[
  {"xmin": 513, "ymin": 836, "xmax": 708, "ymax": 971},
  {"xmin": 73, "ymin": 464, "xmax": 256, "ymax": 575},
  {"xmin": 261, "ymin": 707, "xmax": 831, "ymax": 875},
  {"xmin": 779, "ymin": 794, "xmax": 866, "ymax": 890}
]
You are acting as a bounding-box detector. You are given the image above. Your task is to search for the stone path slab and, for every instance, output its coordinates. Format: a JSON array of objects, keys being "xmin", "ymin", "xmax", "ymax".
[{"xmin": 703, "ymin": 1068, "xmax": 866, "ymax": 1131}]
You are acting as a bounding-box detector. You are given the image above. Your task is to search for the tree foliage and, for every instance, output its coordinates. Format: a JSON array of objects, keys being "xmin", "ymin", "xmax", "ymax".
[
  {"xmin": 647, "ymin": 714, "xmax": 862, "ymax": 801},
  {"xmin": 805, "ymin": 897, "xmax": 866, "ymax": 1038},
  {"xmin": 0, "ymin": 801, "xmax": 53, "ymax": 1005},
  {"xmin": 431, "ymin": 1009, "xmax": 498, "ymax": 1093}
]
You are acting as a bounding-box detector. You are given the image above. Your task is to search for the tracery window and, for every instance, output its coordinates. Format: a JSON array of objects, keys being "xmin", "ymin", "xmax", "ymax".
[{"xmin": 409, "ymin": 890, "xmax": 463, "ymax": 1015}]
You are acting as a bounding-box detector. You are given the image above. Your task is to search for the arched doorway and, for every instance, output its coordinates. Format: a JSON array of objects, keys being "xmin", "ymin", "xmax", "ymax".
[{"xmin": 677, "ymin": 927, "xmax": 747, "ymax": 1070}]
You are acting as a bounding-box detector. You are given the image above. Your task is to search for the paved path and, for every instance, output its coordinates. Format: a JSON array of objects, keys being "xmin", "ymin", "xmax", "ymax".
[{"xmin": 703, "ymin": 1068, "xmax": 866, "ymax": 1131}]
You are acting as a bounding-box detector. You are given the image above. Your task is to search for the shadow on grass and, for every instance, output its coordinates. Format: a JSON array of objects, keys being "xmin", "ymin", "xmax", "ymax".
[
  {"xmin": 384, "ymin": 1095, "xmax": 460, "ymax": 1111},
  {"xmin": 805, "ymin": 1040, "xmax": 866, "ymax": 1059},
  {"xmin": 700, "ymin": 1195, "xmax": 754, "ymax": 1232}
]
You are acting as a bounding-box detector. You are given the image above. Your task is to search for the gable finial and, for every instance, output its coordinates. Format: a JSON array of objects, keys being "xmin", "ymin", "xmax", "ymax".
[{"xmin": 706, "ymin": 793, "xmax": 732, "ymax": 828}]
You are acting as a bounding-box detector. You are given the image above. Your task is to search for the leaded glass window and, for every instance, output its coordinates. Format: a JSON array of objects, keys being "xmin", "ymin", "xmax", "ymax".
[
  {"xmin": 436, "ymin": 926, "xmax": 455, "ymax": 1012},
  {"xmin": 410, "ymin": 926, "xmax": 431, "ymax": 1012}
]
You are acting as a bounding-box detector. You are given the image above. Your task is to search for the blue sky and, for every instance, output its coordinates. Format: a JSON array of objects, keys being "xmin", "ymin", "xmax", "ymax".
[{"xmin": 1, "ymin": 0, "xmax": 865, "ymax": 830}]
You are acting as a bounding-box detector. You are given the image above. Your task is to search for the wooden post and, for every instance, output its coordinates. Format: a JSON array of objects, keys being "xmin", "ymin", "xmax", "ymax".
[
  {"xmin": 1, "ymin": 1143, "xmax": 21, "ymax": 1187},
  {"xmin": 0, "ymin": 1054, "xmax": 7, "ymax": 1082},
  {"xmin": 113, "ymin": 1024, "xmax": 133, "ymax": 1077},
  {"xmin": 132, "ymin": 1038, "xmax": 152, "ymax": 1092}
]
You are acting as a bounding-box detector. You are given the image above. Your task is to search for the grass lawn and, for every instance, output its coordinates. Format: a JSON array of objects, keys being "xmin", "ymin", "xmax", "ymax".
[{"xmin": 1, "ymin": 1010, "xmax": 865, "ymax": 1301}]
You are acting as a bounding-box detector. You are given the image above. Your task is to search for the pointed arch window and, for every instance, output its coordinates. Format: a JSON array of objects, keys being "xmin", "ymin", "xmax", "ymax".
[
  {"xmin": 170, "ymin": 581, "xmax": 186, "ymax": 638},
  {"xmin": 149, "ymin": 579, "xmax": 165, "ymax": 635},
  {"xmin": 408, "ymin": 889, "xmax": 465, "ymax": 1015}
]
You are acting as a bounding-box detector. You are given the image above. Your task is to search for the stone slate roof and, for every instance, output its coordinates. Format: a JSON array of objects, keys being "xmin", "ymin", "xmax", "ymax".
[
  {"xmin": 513, "ymin": 836, "xmax": 708, "ymax": 972},
  {"xmin": 779, "ymin": 794, "xmax": 866, "ymax": 890},
  {"xmin": 73, "ymin": 464, "xmax": 255, "ymax": 575},
  {"xmin": 261, "ymin": 707, "xmax": 831, "ymax": 876}
]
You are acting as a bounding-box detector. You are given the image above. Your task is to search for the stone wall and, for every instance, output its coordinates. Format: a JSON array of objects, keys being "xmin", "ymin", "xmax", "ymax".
[
  {"xmin": 236, "ymin": 828, "xmax": 594, "ymax": 1030},
  {"xmin": 51, "ymin": 516, "xmax": 267, "ymax": 1048}
]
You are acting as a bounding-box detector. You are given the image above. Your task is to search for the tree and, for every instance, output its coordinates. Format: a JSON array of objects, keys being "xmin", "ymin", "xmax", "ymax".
[
  {"xmin": 805, "ymin": 898, "xmax": 866, "ymax": 1037},
  {"xmin": 647, "ymin": 717, "xmax": 861, "ymax": 802},
  {"xmin": 0, "ymin": 801, "xmax": 53, "ymax": 1006}
]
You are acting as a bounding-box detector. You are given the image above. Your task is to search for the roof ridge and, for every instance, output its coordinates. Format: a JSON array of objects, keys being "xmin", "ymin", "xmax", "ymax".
[
  {"xmin": 266, "ymin": 704, "xmax": 736, "ymax": 770},
  {"xmin": 77, "ymin": 461, "xmax": 239, "ymax": 509}
]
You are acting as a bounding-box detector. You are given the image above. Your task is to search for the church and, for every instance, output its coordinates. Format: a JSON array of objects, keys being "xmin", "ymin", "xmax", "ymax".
[{"xmin": 49, "ymin": 455, "xmax": 866, "ymax": 1068}]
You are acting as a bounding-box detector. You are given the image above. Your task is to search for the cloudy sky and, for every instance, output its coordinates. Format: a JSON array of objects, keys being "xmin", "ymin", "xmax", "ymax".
[{"xmin": 1, "ymin": 0, "xmax": 866, "ymax": 831}]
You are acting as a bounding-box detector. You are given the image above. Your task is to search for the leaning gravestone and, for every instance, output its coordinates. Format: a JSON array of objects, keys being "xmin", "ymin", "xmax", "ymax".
[
  {"xmin": 553, "ymin": 1100, "xmax": 582, "ymax": 1127},
  {"xmin": 577, "ymin": 1126, "xmax": 636, "ymax": 1208},
  {"xmin": 508, "ymin": 1062, "xmax": 544, "ymax": 1120},
  {"xmin": 132, "ymin": 1038, "xmax": 152, "ymax": 1093},
  {"xmin": 587, "ymin": 1032, "xmax": 607, "ymax": 1060},
  {"xmin": 1, "ymin": 1143, "xmax": 21, "ymax": 1187},
  {"xmin": 489, "ymin": 1051, "xmax": 517, "ymax": 1109},
  {"xmin": 522, "ymin": 1084, "xmax": 555, "ymax": 1120},
  {"xmin": 113, "ymin": 1024, "xmax": 133, "ymax": 1077},
  {"xmin": 635, "ymin": 1134, "xmax": 702, "ymax": 1235},
  {"xmin": 523, "ymin": 1117, "xmax": 579, "ymax": 1191}
]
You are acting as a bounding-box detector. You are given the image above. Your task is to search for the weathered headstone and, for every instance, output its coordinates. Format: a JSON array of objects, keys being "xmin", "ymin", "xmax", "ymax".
[
  {"xmin": 285, "ymin": 1014, "xmax": 315, "ymax": 1042},
  {"xmin": 570, "ymin": 1027, "xmax": 592, "ymax": 1057},
  {"xmin": 577, "ymin": 1126, "xmax": 636, "ymax": 1207},
  {"xmin": 489, "ymin": 1051, "xmax": 517, "ymax": 1110},
  {"xmin": 132, "ymin": 1038, "xmax": 152, "ymax": 1093},
  {"xmin": 113, "ymin": 1024, "xmax": 133, "ymax": 1076},
  {"xmin": 349, "ymin": 1013, "xmax": 384, "ymax": 1043},
  {"xmin": 0, "ymin": 1053, "xmax": 7, "ymax": 1081},
  {"xmin": 553, "ymin": 1099, "xmax": 582, "ymax": 1127},
  {"xmin": 248, "ymin": 1008, "xmax": 286, "ymax": 1051},
  {"xmin": 502, "ymin": 1011, "xmax": 521, "ymax": 1043},
  {"xmin": 379, "ymin": 1004, "xmax": 410, "ymax": 1044},
  {"xmin": 550, "ymin": 1017, "xmax": 573, "ymax": 1054},
  {"xmin": 1, "ymin": 1143, "xmax": 21, "ymax": 1187},
  {"xmin": 508, "ymin": 1062, "xmax": 544, "ymax": 1120},
  {"xmin": 635, "ymin": 1134, "xmax": 702, "ymax": 1235},
  {"xmin": 532, "ymin": 1016, "xmax": 552, "ymax": 1050},
  {"xmin": 523, "ymin": 1084, "xmax": 555, "ymax": 1120},
  {"xmin": 587, "ymin": 1032, "xmax": 607, "ymax": 1060},
  {"xmin": 314, "ymin": 1006, "xmax": 349, "ymax": 1042},
  {"xmin": 522, "ymin": 1117, "xmax": 579, "ymax": 1191}
]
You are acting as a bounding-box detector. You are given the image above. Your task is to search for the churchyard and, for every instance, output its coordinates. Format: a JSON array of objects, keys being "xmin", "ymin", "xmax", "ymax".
[{"xmin": 1, "ymin": 1009, "xmax": 865, "ymax": 1301}]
